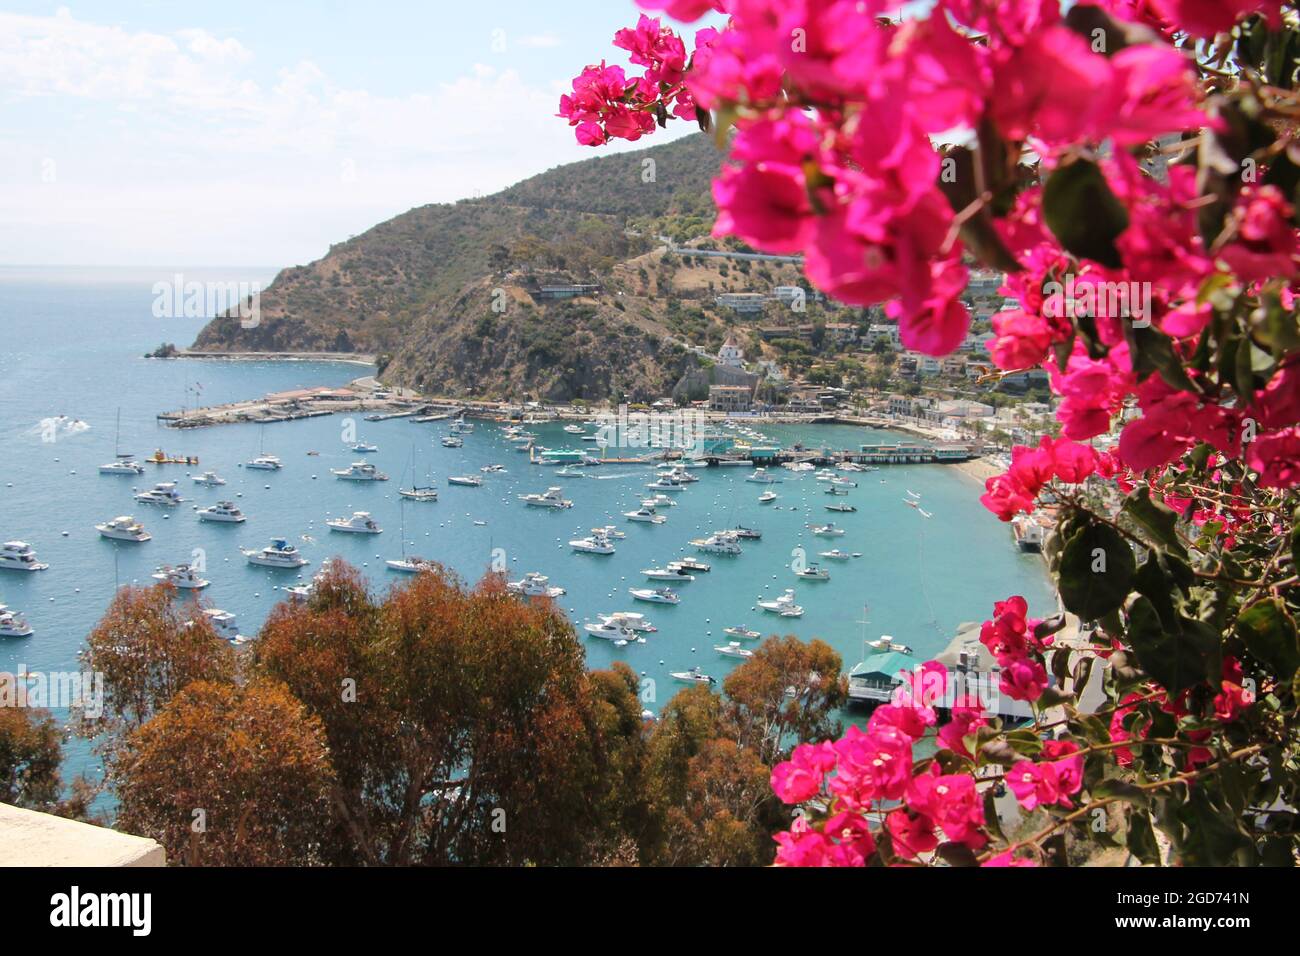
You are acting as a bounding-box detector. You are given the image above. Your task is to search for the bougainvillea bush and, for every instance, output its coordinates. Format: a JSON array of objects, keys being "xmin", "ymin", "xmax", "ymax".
[{"xmin": 565, "ymin": 0, "xmax": 1300, "ymax": 865}]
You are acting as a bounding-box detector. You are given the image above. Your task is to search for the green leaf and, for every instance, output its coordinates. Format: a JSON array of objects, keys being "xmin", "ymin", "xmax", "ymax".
[
  {"xmin": 1125, "ymin": 809, "xmax": 1160, "ymax": 865},
  {"xmin": 1121, "ymin": 487, "xmax": 1188, "ymax": 557},
  {"xmin": 1058, "ymin": 520, "xmax": 1136, "ymax": 619},
  {"xmin": 1091, "ymin": 778, "xmax": 1150, "ymax": 808},
  {"xmin": 1125, "ymin": 598, "xmax": 1221, "ymax": 695},
  {"xmin": 1236, "ymin": 598, "xmax": 1300, "ymax": 681},
  {"xmin": 1042, "ymin": 156, "xmax": 1129, "ymax": 268}
]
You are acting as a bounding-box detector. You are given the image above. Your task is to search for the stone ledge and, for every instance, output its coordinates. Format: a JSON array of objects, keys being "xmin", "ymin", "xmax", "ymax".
[{"xmin": 0, "ymin": 803, "xmax": 165, "ymax": 867}]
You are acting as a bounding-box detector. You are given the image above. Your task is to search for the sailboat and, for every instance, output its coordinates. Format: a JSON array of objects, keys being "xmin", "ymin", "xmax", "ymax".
[
  {"xmin": 244, "ymin": 424, "xmax": 282, "ymax": 471},
  {"xmin": 399, "ymin": 446, "xmax": 438, "ymax": 502},
  {"xmin": 99, "ymin": 408, "xmax": 145, "ymax": 475},
  {"xmin": 386, "ymin": 498, "xmax": 435, "ymax": 573}
]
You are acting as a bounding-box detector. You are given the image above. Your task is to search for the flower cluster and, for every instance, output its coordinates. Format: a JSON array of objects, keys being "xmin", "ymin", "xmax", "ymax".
[{"xmin": 980, "ymin": 435, "xmax": 1100, "ymax": 521}]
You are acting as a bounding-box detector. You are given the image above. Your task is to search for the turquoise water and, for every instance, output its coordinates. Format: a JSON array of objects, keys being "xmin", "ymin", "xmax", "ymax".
[{"xmin": 0, "ymin": 271, "xmax": 1056, "ymax": 782}]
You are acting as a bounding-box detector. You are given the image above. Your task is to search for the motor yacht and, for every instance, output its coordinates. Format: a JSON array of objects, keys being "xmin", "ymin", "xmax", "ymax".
[
  {"xmin": 350, "ymin": 441, "xmax": 379, "ymax": 453},
  {"xmin": 583, "ymin": 620, "xmax": 637, "ymax": 645},
  {"xmin": 867, "ymin": 636, "xmax": 916, "ymax": 655},
  {"xmin": 95, "ymin": 516, "xmax": 151, "ymax": 542},
  {"xmin": 758, "ymin": 589, "xmax": 804, "ymax": 617},
  {"xmin": 714, "ymin": 642, "xmax": 755, "ymax": 659},
  {"xmin": 815, "ymin": 469, "xmax": 837, "ymax": 482},
  {"xmin": 0, "ymin": 541, "xmax": 48, "ymax": 572},
  {"xmin": 571, "ymin": 531, "xmax": 616, "ymax": 555},
  {"xmin": 759, "ymin": 491, "xmax": 778, "ymax": 504},
  {"xmin": 644, "ymin": 478, "xmax": 683, "ymax": 493},
  {"xmin": 243, "ymin": 539, "xmax": 310, "ymax": 568},
  {"xmin": 507, "ymin": 572, "xmax": 566, "ymax": 598},
  {"xmin": 831, "ymin": 477, "xmax": 858, "ymax": 489},
  {"xmin": 642, "ymin": 566, "xmax": 694, "ymax": 582},
  {"xmin": 670, "ymin": 666, "xmax": 716, "ymax": 685},
  {"xmin": 691, "ymin": 533, "xmax": 742, "ymax": 555},
  {"xmin": 824, "ymin": 484, "xmax": 851, "ymax": 496},
  {"xmin": 386, "ymin": 556, "xmax": 438, "ymax": 574},
  {"xmin": 0, "ymin": 606, "xmax": 34, "ymax": 638},
  {"xmin": 745, "ymin": 468, "xmax": 779, "ymax": 484},
  {"xmin": 723, "ymin": 625, "xmax": 761, "ymax": 640},
  {"xmin": 197, "ymin": 501, "xmax": 246, "ymax": 523},
  {"xmin": 99, "ymin": 459, "xmax": 145, "ymax": 476},
  {"xmin": 195, "ymin": 608, "xmax": 246, "ymax": 645},
  {"xmin": 670, "ymin": 558, "xmax": 711, "ymax": 573},
  {"xmin": 726, "ymin": 526, "xmax": 762, "ymax": 540},
  {"xmin": 629, "ymin": 587, "xmax": 679, "ymax": 604},
  {"xmin": 447, "ymin": 475, "xmax": 482, "ymax": 487},
  {"xmin": 441, "ymin": 436, "xmax": 464, "ymax": 448},
  {"xmin": 192, "ymin": 471, "xmax": 227, "ymax": 487},
  {"xmin": 819, "ymin": 549, "xmax": 853, "ymax": 561},
  {"xmin": 520, "ymin": 487, "xmax": 572, "ymax": 509},
  {"xmin": 450, "ymin": 419, "xmax": 474, "ymax": 435},
  {"xmin": 480, "ymin": 464, "xmax": 507, "ymax": 473},
  {"xmin": 603, "ymin": 612, "xmax": 656, "ymax": 633},
  {"xmin": 624, "ymin": 505, "xmax": 666, "ymax": 524},
  {"xmin": 809, "ymin": 523, "xmax": 846, "ymax": 537},
  {"xmin": 825, "ymin": 503, "xmax": 857, "ymax": 513},
  {"xmin": 595, "ymin": 525, "xmax": 626, "ymax": 540},
  {"xmin": 327, "ymin": 512, "xmax": 383, "ymax": 534},
  {"xmin": 245, "ymin": 455, "xmax": 283, "ymax": 471},
  {"xmin": 795, "ymin": 564, "xmax": 831, "ymax": 581},
  {"xmin": 647, "ymin": 494, "xmax": 677, "ymax": 509},
  {"xmin": 134, "ymin": 482, "xmax": 184, "ymax": 507},
  {"xmin": 331, "ymin": 461, "xmax": 388, "ymax": 482},
  {"xmin": 152, "ymin": 564, "xmax": 210, "ymax": 590},
  {"xmin": 563, "ymin": 424, "xmax": 585, "ymax": 435}
]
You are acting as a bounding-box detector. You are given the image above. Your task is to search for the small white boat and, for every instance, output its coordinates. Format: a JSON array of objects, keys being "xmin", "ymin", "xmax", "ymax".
[
  {"xmin": 604, "ymin": 612, "xmax": 656, "ymax": 633},
  {"xmin": 746, "ymin": 468, "xmax": 779, "ymax": 484},
  {"xmin": 441, "ymin": 436, "xmax": 464, "ymax": 448},
  {"xmin": 327, "ymin": 512, "xmax": 383, "ymax": 534},
  {"xmin": 723, "ymin": 625, "xmax": 761, "ymax": 640},
  {"xmin": 521, "ymin": 487, "xmax": 572, "ymax": 509},
  {"xmin": 481, "ymin": 464, "xmax": 507, "ymax": 473},
  {"xmin": 507, "ymin": 571, "xmax": 566, "ymax": 598},
  {"xmin": 647, "ymin": 494, "xmax": 677, "ymax": 508},
  {"xmin": 386, "ymin": 556, "xmax": 437, "ymax": 574},
  {"xmin": 867, "ymin": 636, "xmax": 915, "ymax": 655},
  {"xmin": 564, "ymin": 424, "xmax": 585, "ymax": 435},
  {"xmin": 99, "ymin": 459, "xmax": 145, "ymax": 476},
  {"xmin": 243, "ymin": 538, "xmax": 310, "ymax": 568},
  {"xmin": 645, "ymin": 479, "xmax": 684, "ymax": 493},
  {"xmin": 809, "ymin": 523, "xmax": 846, "ymax": 537},
  {"xmin": 0, "ymin": 541, "xmax": 49, "ymax": 571},
  {"xmin": 0, "ymin": 606, "xmax": 34, "ymax": 638},
  {"xmin": 642, "ymin": 566, "xmax": 694, "ymax": 582},
  {"xmin": 134, "ymin": 482, "xmax": 184, "ymax": 506},
  {"xmin": 726, "ymin": 526, "xmax": 762, "ymax": 540},
  {"xmin": 670, "ymin": 666, "xmax": 716, "ymax": 685},
  {"xmin": 331, "ymin": 461, "xmax": 388, "ymax": 482},
  {"xmin": 450, "ymin": 419, "xmax": 474, "ymax": 435},
  {"xmin": 819, "ymin": 549, "xmax": 853, "ymax": 561},
  {"xmin": 758, "ymin": 589, "xmax": 804, "ymax": 617},
  {"xmin": 831, "ymin": 477, "xmax": 858, "ymax": 488},
  {"xmin": 795, "ymin": 564, "xmax": 831, "ymax": 581},
  {"xmin": 714, "ymin": 642, "xmax": 755, "ymax": 659},
  {"xmin": 447, "ymin": 475, "xmax": 482, "ymax": 487},
  {"xmin": 555, "ymin": 466, "xmax": 585, "ymax": 478},
  {"xmin": 192, "ymin": 471, "xmax": 227, "ymax": 487},
  {"xmin": 691, "ymin": 533, "xmax": 742, "ymax": 555},
  {"xmin": 399, "ymin": 486, "xmax": 439, "ymax": 502},
  {"xmin": 245, "ymin": 455, "xmax": 283, "ymax": 471},
  {"xmin": 671, "ymin": 558, "xmax": 711, "ymax": 573},
  {"xmin": 152, "ymin": 563, "xmax": 210, "ymax": 590},
  {"xmin": 571, "ymin": 531, "xmax": 616, "ymax": 555},
  {"xmin": 826, "ymin": 503, "xmax": 857, "ymax": 513},
  {"xmin": 629, "ymin": 587, "xmax": 679, "ymax": 604},
  {"xmin": 96, "ymin": 516, "xmax": 151, "ymax": 542},
  {"xmin": 759, "ymin": 491, "xmax": 778, "ymax": 503},
  {"xmin": 197, "ymin": 501, "xmax": 246, "ymax": 523},
  {"xmin": 196, "ymin": 608, "xmax": 246, "ymax": 645},
  {"xmin": 624, "ymin": 505, "xmax": 666, "ymax": 524},
  {"xmin": 350, "ymin": 442, "xmax": 379, "ymax": 453}
]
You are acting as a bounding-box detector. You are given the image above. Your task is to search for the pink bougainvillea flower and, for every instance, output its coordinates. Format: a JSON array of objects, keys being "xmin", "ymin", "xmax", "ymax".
[
  {"xmin": 906, "ymin": 768, "xmax": 987, "ymax": 848},
  {"xmin": 770, "ymin": 740, "xmax": 836, "ymax": 804},
  {"xmin": 1246, "ymin": 427, "xmax": 1300, "ymax": 489},
  {"xmin": 636, "ymin": 0, "xmax": 727, "ymax": 21},
  {"xmin": 885, "ymin": 807, "xmax": 939, "ymax": 861}
]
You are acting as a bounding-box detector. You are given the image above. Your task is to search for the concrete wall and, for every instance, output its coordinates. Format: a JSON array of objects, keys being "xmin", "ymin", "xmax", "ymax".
[{"xmin": 0, "ymin": 803, "xmax": 165, "ymax": 867}]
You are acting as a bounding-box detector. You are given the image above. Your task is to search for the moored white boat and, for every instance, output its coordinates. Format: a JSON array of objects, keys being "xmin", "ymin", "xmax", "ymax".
[
  {"xmin": 197, "ymin": 501, "xmax": 246, "ymax": 523},
  {"xmin": 714, "ymin": 642, "xmax": 754, "ymax": 659},
  {"xmin": 809, "ymin": 523, "xmax": 846, "ymax": 537},
  {"xmin": 243, "ymin": 538, "xmax": 310, "ymax": 568},
  {"xmin": 0, "ymin": 541, "xmax": 48, "ymax": 572},
  {"xmin": 583, "ymin": 620, "xmax": 638, "ymax": 645},
  {"xmin": 723, "ymin": 625, "xmax": 761, "ymax": 640},
  {"xmin": 624, "ymin": 504, "xmax": 666, "ymax": 524},
  {"xmin": 191, "ymin": 470, "xmax": 226, "ymax": 486},
  {"xmin": 795, "ymin": 564, "xmax": 831, "ymax": 581},
  {"xmin": 95, "ymin": 516, "xmax": 151, "ymax": 542},
  {"xmin": 691, "ymin": 533, "xmax": 742, "ymax": 555},
  {"xmin": 520, "ymin": 487, "xmax": 572, "ymax": 508},
  {"xmin": 134, "ymin": 482, "xmax": 184, "ymax": 506},
  {"xmin": 447, "ymin": 474, "xmax": 482, "ymax": 487},
  {"xmin": 245, "ymin": 455, "xmax": 283, "ymax": 471},
  {"xmin": 604, "ymin": 611, "xmax": 656, "ymax": 633},
  {"xmin": 152, "ymin": 563, "xmax": 210, "ymax": 590},
  {"xmin": 642, "ymin": 566, "xmax": 694, "ymax": 581},
  {"xmin": 350, "ymin": 441, "xmax": 379, "ymax": 453},
  {"xmin": 100, "ymin": 459, "xmax": 145, "ymax": 475},
  {"xmin": 819, "ymin": 549, "xmax": 853, "ymax": 560},
  {"xmin": 758, "ymin": 589, "xmax": 804, "ymax": 617},
  {"xmin": 670, "ymin": 666, "xmax": 716, "ymax": 685},
  {"xmin": 507, "ymin": 571, "xmax": 566, "ymax": 597},
  {"xmin": 0, "ymin": 605, "xmax": 34, "ymax": 638},
  {"xmin": 629, "ymin": 587, "xmax": 679, "ymax": 604},
  {"xmin": 671, "ymin": 558, "xmax": 711, "ymax": 573},
  {"xmin": 331, "ymin": 461, "xmax": 388, "ymax": 481},
  {"xmin": 386, "ymin": 555, "xmax": 437, "ymax": 574},
  {"xmin": 570, "ymin": 531, "xmax": 616, "ymax": 554},
  {"xmin": 327, "ymin": 512, "xmax": 383, "ymax": 534}
]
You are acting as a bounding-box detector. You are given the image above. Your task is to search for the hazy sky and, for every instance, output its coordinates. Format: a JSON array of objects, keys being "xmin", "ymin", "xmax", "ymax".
[{"xmin": 0, "ymin": 1, "xmax": 704, "ymax": 269}]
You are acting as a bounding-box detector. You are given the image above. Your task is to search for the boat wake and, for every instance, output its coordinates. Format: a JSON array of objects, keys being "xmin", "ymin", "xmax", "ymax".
[{"xmin": 31, "ymin": 416, "xmax": 91, "ymax": 440}]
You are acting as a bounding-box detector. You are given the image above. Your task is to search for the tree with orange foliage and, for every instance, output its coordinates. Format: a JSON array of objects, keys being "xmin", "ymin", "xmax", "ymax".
[
  {"xmin": 113, "ymin": 679, "xmax": 334, "ymax": 866},
  {"xmin": 253, "ymin": 561, "xmax": 647, "ymax": 865}
]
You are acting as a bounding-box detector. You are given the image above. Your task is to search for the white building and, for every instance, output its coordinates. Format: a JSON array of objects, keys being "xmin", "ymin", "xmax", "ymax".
[{"xmin": 717, "ymin": 334, "xmax": 746, "ymax": 369}]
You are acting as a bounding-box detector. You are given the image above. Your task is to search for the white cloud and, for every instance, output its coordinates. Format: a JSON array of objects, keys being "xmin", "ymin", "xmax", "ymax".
[{"xmin": 0, "ymin": 10, "xmax": 683, "ymax": 267}]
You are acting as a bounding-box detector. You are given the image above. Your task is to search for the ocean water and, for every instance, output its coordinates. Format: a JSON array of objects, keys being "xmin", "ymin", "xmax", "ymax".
[{"xmin": 0, "ymin": 271, "xmax": 1056, "ymax": 783}]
